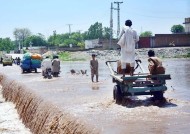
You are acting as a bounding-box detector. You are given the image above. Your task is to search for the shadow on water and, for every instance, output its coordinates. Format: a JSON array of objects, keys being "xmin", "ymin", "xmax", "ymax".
[{"xmin": 119, "ymin": 97, "xmax": 178, "ymax": 108}]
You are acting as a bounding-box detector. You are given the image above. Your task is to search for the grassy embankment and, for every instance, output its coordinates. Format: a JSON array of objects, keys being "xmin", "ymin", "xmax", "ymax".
[
  {"xmin": 58, "ymin": 51, "xmax": 86, "ymax": 61},
  {"xmin": 174, "ymin": 48, "xmax": 190, "ymax": 58},
  {"xmin": 174, "ymin": 53, "xmax": 190, "ymax": 58},
  {"xmin": 160, "ymin": 48, "xmax": 190, "ymax": 58},
  {"xmin": 161, "ymin": 53, "xmax": 190, "ymax": 58}
]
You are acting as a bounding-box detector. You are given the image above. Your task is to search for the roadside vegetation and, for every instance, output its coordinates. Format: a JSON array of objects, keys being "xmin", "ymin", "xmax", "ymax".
[
  {"xmin": 174, "ymin": 53, "xmax": 190, "ymax": 58},
  {"xmin": 58, "ymin": 51, "xmax": 86, "ymax": 61},
  {"xmin": 1, "ymin": 22, "xmax": 110, "ymax": 53}
]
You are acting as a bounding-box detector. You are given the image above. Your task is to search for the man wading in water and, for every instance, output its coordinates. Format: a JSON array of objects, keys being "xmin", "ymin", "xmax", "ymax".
[
  {"xmin": 117, "ymin": 19, "xmax": 139, "ymax": 78},
  {"xmin": 90, "ymin": 54, "xmax": 99, "ymax": 82}
]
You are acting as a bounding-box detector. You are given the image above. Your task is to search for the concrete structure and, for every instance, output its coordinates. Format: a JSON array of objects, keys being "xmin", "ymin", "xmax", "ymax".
[
  {"xmin": 183, "ymin": 17, "xmax": 190, "ymax": 33},
  {"xmin": 84, "ymin": 39, "xmax": 101, "ymax": 49},
  {"xmin": 84, "ymin": 38, "xmax": 119, "ymax": 50}
]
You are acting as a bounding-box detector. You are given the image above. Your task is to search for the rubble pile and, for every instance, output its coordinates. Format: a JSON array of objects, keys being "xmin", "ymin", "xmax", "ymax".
[{"xmin": 86, "ymin": 47, "xmax": 190, "ymax": 60}]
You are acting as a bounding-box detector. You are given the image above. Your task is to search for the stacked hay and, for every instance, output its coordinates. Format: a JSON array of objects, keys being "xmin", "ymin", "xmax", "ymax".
[{"xmin": 21, "ymin": 53, "xmax": 42, "ymax": 70}]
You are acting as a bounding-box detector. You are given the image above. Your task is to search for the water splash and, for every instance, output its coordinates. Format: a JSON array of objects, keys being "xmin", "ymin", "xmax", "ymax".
[{"xmin": 0, "ymin": 74, "xmax": 98, "ymax": 134}]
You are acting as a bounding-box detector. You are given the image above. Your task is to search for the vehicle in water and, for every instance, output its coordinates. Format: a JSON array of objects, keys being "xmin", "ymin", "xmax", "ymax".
[
  {"xmin": 106, "ymin": 60, "xmax": 171, "ymax": 104},
  {"xmin": 2, "ymin": 55, "xmax": 13, "ymax": 66},
  {"xmin": 20, "ymin": 53, "xmax": 42, "ymax": 73}
]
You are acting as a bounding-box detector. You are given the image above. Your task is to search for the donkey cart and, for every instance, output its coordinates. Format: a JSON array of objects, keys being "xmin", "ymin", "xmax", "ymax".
[{"xmin": 106, "ymin": 60, "xmax": 171, "ymax": 104}]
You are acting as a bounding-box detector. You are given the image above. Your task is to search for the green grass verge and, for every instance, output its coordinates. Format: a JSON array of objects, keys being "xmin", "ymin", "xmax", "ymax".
[
  {"xmin": 58, "ymin": 52, "xmax": 86, "ymax": 61},
  {"xmin": 174, "ymin": 53, "xmax": 190, "ymax": 58}
]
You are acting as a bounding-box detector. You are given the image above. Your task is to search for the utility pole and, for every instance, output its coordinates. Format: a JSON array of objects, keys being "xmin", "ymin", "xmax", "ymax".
[
  {"xmin": 109, "ymin": 3, "xmax": 113, "ymax": 49},
  {"xmin": 66, "ymin": 24, "xmax": 72, "ymax": 35},
  {"xmin": 109, "ymin": 2, "xmax": 115, "ymax": 49},
  {"xmin": 53, "ymin": 30, "xmax": 57, "ymax": 51},
  {"xmin": 114, "ymin": 1, "xmax": 123, "ymax": 38}
]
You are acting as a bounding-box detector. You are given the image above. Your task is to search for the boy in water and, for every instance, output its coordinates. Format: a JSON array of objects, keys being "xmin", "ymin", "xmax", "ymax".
[
  {"xmin": 90, "ymin": 54, "xmax": 98, "ymax": 82},
  {"xmin": 148, "ymin": 50, "xmax": 165, "ymax": 75}
]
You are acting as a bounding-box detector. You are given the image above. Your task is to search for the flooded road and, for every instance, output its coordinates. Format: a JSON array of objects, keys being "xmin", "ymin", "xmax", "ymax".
[{"xmin": 0, "ymin": 58, "xmax": 190, "ymax": 134}]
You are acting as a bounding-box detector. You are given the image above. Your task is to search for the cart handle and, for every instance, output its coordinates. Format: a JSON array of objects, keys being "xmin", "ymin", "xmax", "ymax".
[
  {"xmin": 105, "ymin": 60, "xmax": 118, "ymax": 74},
  {"xmin": 105, "ymin": 60, "xmax": 118, "ymax": 65}
]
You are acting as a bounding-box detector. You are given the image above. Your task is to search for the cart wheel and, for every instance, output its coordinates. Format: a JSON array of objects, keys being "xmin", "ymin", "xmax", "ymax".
[
  {"xmin": 113, "ymin": 85, "xmax": 122, "ymax": 104},
  {"xmin": 34, "ymin": 68, "xmax": 37, "ymax": 73},
  {"xmin": 153, "ymin": 91, "xmax": 164, "ymax": 100}
]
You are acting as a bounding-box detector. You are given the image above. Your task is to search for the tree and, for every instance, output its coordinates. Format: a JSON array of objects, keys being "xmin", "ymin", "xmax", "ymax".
[
  {"xmin": 82, "ymin": 31, "xmax": 89, "ymax": 40},
  {"xmin": 77, "ymin": 42, "xmax": 85, "ymax": 49},
  {"xmin": 0, "ymin": 38, "xmax": 14, "ymax": 52},
  {"xmin": 70, "ymin": 32, "xmax": 83, "ymax": 42},
  {"xmin": 13, "ymin": 28, "xmax": 31, "ymax": 49},
  {"xmin": 63, "ymin": 38, "xmax": 77, "ymax": 47},
  {"xmin": 87, "ymin": 22, "xmax": 103, "ymax": 39},
  {"xmin": 140, "ymin": 31, "xmax": 153, "ymax": 37},
  {"xmin": 171, "ymin": 24, "xmax": 185, "ymax": 33},
  {"xmin": 102, "ymin": 27, "xmax": 111, "ymax": 39},
  {"xmin": 24, "ymin": 34, "xmax": 47, "ymax": 47},
  {"xmin": 48, "ymin": 33, "xmax": 70, "ymax": 47}
]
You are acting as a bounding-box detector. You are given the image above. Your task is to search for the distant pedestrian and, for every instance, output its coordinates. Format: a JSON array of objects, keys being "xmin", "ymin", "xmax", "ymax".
[
  {"xmin": 90, "ymin": 54, "xmax": 98, "ymax": 82},
  {"xmin": 0, "ymin": 57, "xmax": 3, "ymax": 63},
  {"xmin": 17, "ymin": 57, "xmax": 21, "ymax": 65},
  {"xmin": 52, "ymin": 55, "xmax": 60, "ymax": 77},
  {"xmin": 117, "ymin": 19, "xmax": 139, "ymax": 77},
  {"xmin": 15, "ymin": 57, "xmax": 18, "ymax": 64}
]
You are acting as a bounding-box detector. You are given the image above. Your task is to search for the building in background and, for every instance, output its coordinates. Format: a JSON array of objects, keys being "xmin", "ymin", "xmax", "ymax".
[
  {"xmin": 183, "ymin": 17, "xmax": 190, "ymax": 33},
  {"xmin": 85, "ymin": 39, "xmax": 100, "ymax": 49}
]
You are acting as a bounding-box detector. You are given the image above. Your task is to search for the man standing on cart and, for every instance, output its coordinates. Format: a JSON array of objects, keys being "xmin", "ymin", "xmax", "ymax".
[{"xmin": 117, "ymin": 20, "xmax": 139, "ymax": 77}]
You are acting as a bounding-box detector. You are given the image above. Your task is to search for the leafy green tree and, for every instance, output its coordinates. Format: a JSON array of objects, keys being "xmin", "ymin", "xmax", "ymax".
[
  {"xmin": 77, "ymin": 42, "xmax": 85, "ymax": 48},
  {"xmin": 63, "ymin": 38, "xmax": 77, "ymax": 47},
  {"xmin": 48, "ymin": 32, "xmax": 84, "ymax": 47},
  {"xmin": 48, "ymin": 33, "xmax": 70, "ymax": 46},
  {"xmin": 87, "ymin": 22, "xmax": 103, "ymax": 39},
  {"xmin": 171, "ymin": 24, "xmax": 185, "ymax": 33},
  {"xmin": 102, "ymin": 27, "xmax": 111, "ymax": 39},
  {"xmin": 24, "ymin": 34, "xmax": 47, "ymax": 47},
  {"xmin": 13, "ymin": 28, "xmax": 31, "ymax": 48},
  {"xmin": 82, "ymin": 31, "xmax": 89, "ymax": 40},
  {"xmin": 0, "ymin": 38, "xmax": 14, "ymax": 52},
  {"xmin": 140, "ymin": 31, "xmax": 153, "ymax": 37},
  {"xmin": 70, "ymin": 32, "xmax": 83, "ymax": 42}
]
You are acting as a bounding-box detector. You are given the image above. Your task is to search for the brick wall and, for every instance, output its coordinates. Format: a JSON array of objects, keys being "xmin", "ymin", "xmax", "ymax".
[
  {"xmin": 138, "ymin": 37, "xmax": 151, "ymax": 48},
  {"xmin": 154, "ymin": 34, "xmax": 190, "ymax": 47}
]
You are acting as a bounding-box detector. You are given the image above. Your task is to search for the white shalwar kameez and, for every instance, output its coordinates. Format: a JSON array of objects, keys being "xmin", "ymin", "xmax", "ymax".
[
  {"xmin": 41, "ymin": 58, "xmax": 52, "ymax": 72},
  {"xmin": 117, "ymin": 26, "xmax": 139, "ymax": 69}
]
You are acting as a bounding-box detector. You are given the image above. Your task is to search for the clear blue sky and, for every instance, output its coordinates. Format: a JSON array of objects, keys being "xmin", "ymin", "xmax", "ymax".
[{"xmin": 0, "ymin": 0, "xmax": 189, "ymax": 39}]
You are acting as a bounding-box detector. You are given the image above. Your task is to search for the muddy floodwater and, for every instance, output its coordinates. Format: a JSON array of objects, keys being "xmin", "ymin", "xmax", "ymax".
[{"xmin": 0, "ymin": 58, "xmax": 190, "ymax": 134}]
